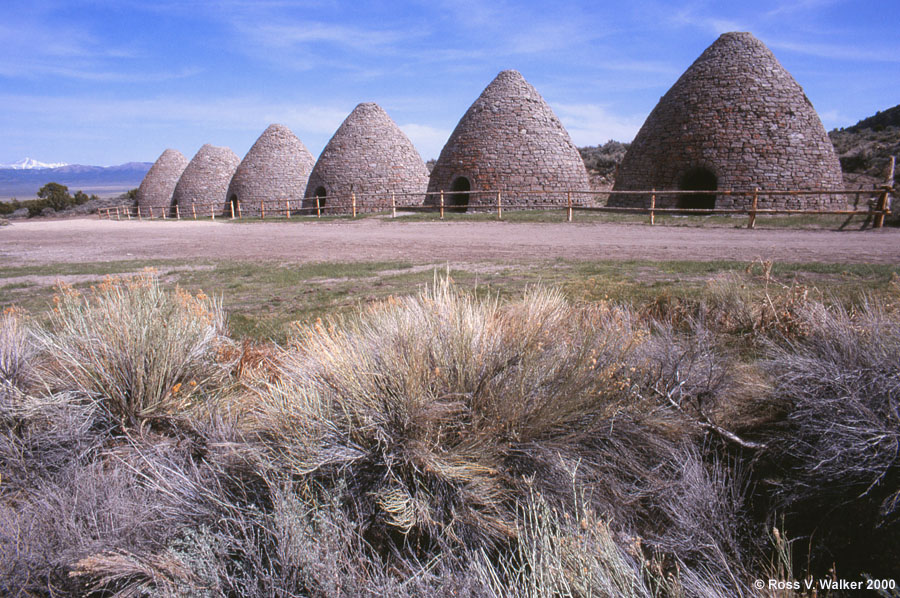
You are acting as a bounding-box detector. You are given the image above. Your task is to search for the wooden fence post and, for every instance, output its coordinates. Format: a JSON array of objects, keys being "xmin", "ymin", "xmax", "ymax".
[
  {"xmin": 191, "ymin": 204, "xmax": 197, "ymax": 220},
  {"xmin": 566, "ymin": 191, "xmax": 572, "ymax": 222},
  {"xmin": 352, "ymin": 193, "xmax": 357, "ymax": 218},
  {"xmin": 391, "ymin": 192, "xmax": 396, "ymax": 218},
  {"xmin": 136, "ymin": 206, "xmax": 142, "ymax": 220},
  {"xmin": 316, "ymin": 195, "xmax": 321, "ymax": 218},
  {"xmin": 115, "ymin": 206, "xmax": 121, "ymax": 220},
  {"xmin": 650, "ymin": 189, "xmax": 656, "ymax": 225},
  {"xmin": 440, "ymin": 190, "xmax": 445, "ymax": 220},
  {"xmin": 230, "ymin": 200, "xmax": 235, "ymax": 219},
  {"xmin": 285, "ymin": 199, "xmax": 290, "ymax": 219},
  {"xmin": 210, "ymin": 203, "xmax": 215, "ymax": 220},
  {"xmin": 261, "ymin": 200, "xmax": 265, "ymax": 219},
  {"xmin": 748, "ymin": 187, "xmax": 759, "ymax": 229},
  {"xmin": 237, "ymin": 201, "xmax": 242, "ymax": 219},
  {"xmin": 175, "ymin": 205, "xmax": 181, "ymax": 220},
  {"xmin": 162, "ymin": 205, "xmax": 167, "ymax": 219},
  {"xmin": 497, "ymin": 191, "xmax": 502, "ymax": 220},
  {"xmin": 874, "ymin": 156, "xmax": 895, "ymax": 229}
]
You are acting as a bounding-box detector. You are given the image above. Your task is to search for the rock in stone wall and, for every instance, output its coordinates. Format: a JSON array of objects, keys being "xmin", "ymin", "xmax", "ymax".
[
  {"xmin": 136, "ymin": 149, "xmax": 189, "ymax": 212},
  {"xmin": 610, "ymin": 32, "xmax": 844, "ymax": 210},
  {"xmin": 227, "ymin": 124, "xmax": 315, "ymax": 216},
  {"xmin": 172, "ymin": 144, "xmax": 240, "ymax": 216},
  {"xmin": 426, "ymin": 70, "xmax": 591, "ymax": 209},
  {"xmin": 303, "ymin": 103, "xmax": 429, "ymax": 212}
]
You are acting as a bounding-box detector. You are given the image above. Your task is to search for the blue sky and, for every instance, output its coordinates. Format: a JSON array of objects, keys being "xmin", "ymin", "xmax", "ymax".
[{"xmin": 2, "ymin": 0, "xmax": 898, "ymax": 166}]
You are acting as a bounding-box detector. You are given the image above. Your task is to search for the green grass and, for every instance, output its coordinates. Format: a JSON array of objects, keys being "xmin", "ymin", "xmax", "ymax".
[{"xmin": 3, "ymin": 257, "xmax": 897, "ymax": 344}]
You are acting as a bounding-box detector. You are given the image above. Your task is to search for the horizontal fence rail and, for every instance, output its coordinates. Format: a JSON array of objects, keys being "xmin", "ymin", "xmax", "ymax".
[{"xmin": 98, "ymin": 185, "xmax": 895, "ymax": 229}]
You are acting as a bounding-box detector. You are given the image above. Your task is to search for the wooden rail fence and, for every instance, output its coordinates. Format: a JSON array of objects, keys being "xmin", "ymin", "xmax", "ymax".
[{"xmin": 100, "ymin": 185, "xmax": 895, "ymax": 229}]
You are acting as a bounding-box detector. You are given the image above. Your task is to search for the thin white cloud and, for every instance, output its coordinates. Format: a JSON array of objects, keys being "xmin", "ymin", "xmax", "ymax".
[
  {"xmin": 399, "ymin": 123, "xmax": 451, "ymax": 161},
  {"xmin": 764, "ymin": 0, "xmax": 840, "ymax": 18},
  {"xmin": 668, "ymin": 3, "xmax": 746, "ymax": 35},
  {"xmin": 0, "ymin": 93, "xmax": 349, "ymax": 138},
  {"xmin": 242, "ymin": 21, "xmax": 408, "ymax": 52},
  {"xmin": 0, "ymin": 18, "xmax": 188, "ymax": 82},
  {"xmin": 553, "ymin": 103, "xmax": 645, "ymax": 145},
  {"xmin": 817, "ymin": 108, "xmax": 853, "ymax": 130},
  {"xmin": 215, "ymin": 6, "xmax": 427, "ymax": 72},
  {"xmin": 768, "ymin": 39, "xmax": 900, "ymax": 63}
]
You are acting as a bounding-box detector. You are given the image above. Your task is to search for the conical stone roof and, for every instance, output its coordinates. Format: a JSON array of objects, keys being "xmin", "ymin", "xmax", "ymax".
[
  {"xmin": 136, "ymin": 149, "xmax": 188, "ymax": 212},
  {"xmin": 172, "ymin": 144, "xmax": 240, "ymax": 215},
  {"xmin": 427, "ymin": 70, "xmax": 590, "ymax": 209},
  {"xmin": 610, "ymin": 32, "xmax": 843, "ymax": 210},
  {"xmin": 303, "ymin": 103, "xmax": 429, "ymax": 212},
  {"xmin": 226, "ymin": 124, "xmax": 315, "ymax": 216}
]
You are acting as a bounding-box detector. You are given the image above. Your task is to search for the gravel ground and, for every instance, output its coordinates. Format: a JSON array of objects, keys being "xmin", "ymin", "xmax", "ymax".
[{"xmin": 1, "ymin": 217, "xmax": 898, "ymax": 267}]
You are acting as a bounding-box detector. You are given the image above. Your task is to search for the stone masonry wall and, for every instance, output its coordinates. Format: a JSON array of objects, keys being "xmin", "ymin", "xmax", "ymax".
[
  {"xmin": 427, "ymin": 70, "xmax": 591, "ymax": 208},
  {"xmin": 610, "ymin": 32, "xmax": 844, "ymax": 210},
  {"xmin": 226, "ymin": 124, "xmax": 315, "ymax": 216},
  {"xmin": 172, "ymin": 144, "xmax": 240, "ymax": 216},
  {"xmin": 136, "ymin": 149, "xmax": 189, "ymax": 212},
  {"xmin": 303, "ymin": 103, "xmax": 429, "ymax": 212}
]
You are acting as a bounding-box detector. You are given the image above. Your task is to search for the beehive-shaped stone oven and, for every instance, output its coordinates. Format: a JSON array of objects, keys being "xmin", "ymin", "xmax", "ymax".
[
  {"xmin": 136, "ymin": 149, "xmax": 189, "ymax": 213},
  {"xmin": 172, "ymin": 144, "xmax": 240, "ymax": 216},
  {"xmin": 426, "ymin": 70, "xmax": 590, "ymax": 211},
  {"xmin": 303, "ymin": 103, "xmax": 429, "ymax": 212},
  {"xmin": 226, "ymin": 124, "xmax": 315, "ymax": 217},
  {"xmin": 610, "ymin": 32, "xmax": 843, "ymax": 210}
]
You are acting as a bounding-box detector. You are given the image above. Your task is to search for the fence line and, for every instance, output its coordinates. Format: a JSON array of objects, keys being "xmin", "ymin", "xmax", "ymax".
[{"xmin": 98, "ymin": 185, "xmax": 894, "ymax": 229}]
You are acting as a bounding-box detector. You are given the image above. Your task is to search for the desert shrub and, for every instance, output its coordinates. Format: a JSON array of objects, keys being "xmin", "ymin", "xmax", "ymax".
[
  {"xmin": 0, "ymin": 307, "xmax": 35, "ymax": 404},
  {"xmin": 0, "ymin": 199, "xmax": 22, "ymax": 216},
  {"xmin": 254, "ymin": 283, "xmax": 639, "ymax": 549},
  {"xmin": 579, "ymin": 141, "xmax": 630, "ymax": 176},
  {"xmin": 32, "ymin": 271, "xmax": 235, "ymax": 427},
  {"xmin": 0, "ymin": 380, "xmax": 262, "ymax": 596},
  {"xmin": 764, "ymin": 299, "xmax": 900, "ymax": 575},
  {"xmin": 249, "ymin": 279, "xmax": 753, "ymax": 594},
  {"xmin": 0, "ymin": 391, "xmax": 213, "ymax": 595}
]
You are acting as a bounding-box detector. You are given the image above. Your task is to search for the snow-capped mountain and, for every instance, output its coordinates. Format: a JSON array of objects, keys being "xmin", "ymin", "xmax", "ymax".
[
  {"xmin": 0, "ymin": 161, "xmax": 152, "ymax": 199},
  {"xmin": 1, "ymin": 157, "xmax": 70, "ymax": 170}
]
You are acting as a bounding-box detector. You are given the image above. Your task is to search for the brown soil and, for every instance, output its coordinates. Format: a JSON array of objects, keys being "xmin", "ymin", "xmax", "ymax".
[{"xmin": 1, "ymin": 217, "xmax": 898, "ymax": 266}]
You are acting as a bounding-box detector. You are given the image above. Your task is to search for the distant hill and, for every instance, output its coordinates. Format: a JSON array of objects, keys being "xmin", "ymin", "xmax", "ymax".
[
  {"xmin": 843, "ymin": 104, "xmax": 900, "ymax": 133},
  {"xmin": 0, "ymin": 162, "xmax": 151, "ymax": 200},
  {"xmin": 578, "ymin": 141, "xmax": 630, "ymax": 190},
  {"xmin": 829, "ymin": 104, "xmax": 899, "ymax": 189}
]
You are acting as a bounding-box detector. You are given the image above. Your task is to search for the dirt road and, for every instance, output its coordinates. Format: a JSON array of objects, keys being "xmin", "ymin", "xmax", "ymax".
[{"xmin": 1, "ymin": 217, "xmax": 898, "ymax": 266}]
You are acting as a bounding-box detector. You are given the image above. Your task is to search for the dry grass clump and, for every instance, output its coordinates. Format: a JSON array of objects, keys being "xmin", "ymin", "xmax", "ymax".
[
  {"xmin": 32, "ymin": 270, "xmax": 234, "ymax": 426},
  {"xmin": 0, "ymin": 307, "xmax": 35, "ymax": 404},
  {"xmin": 703, "ymin": 263, "xmax": 814, "ymax": 340}
]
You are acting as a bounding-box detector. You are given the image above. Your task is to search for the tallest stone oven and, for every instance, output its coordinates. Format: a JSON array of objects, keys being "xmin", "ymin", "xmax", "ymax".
[{"xmin": 610, "ymin": 32, "xmax": 843, "ymax": 210}]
